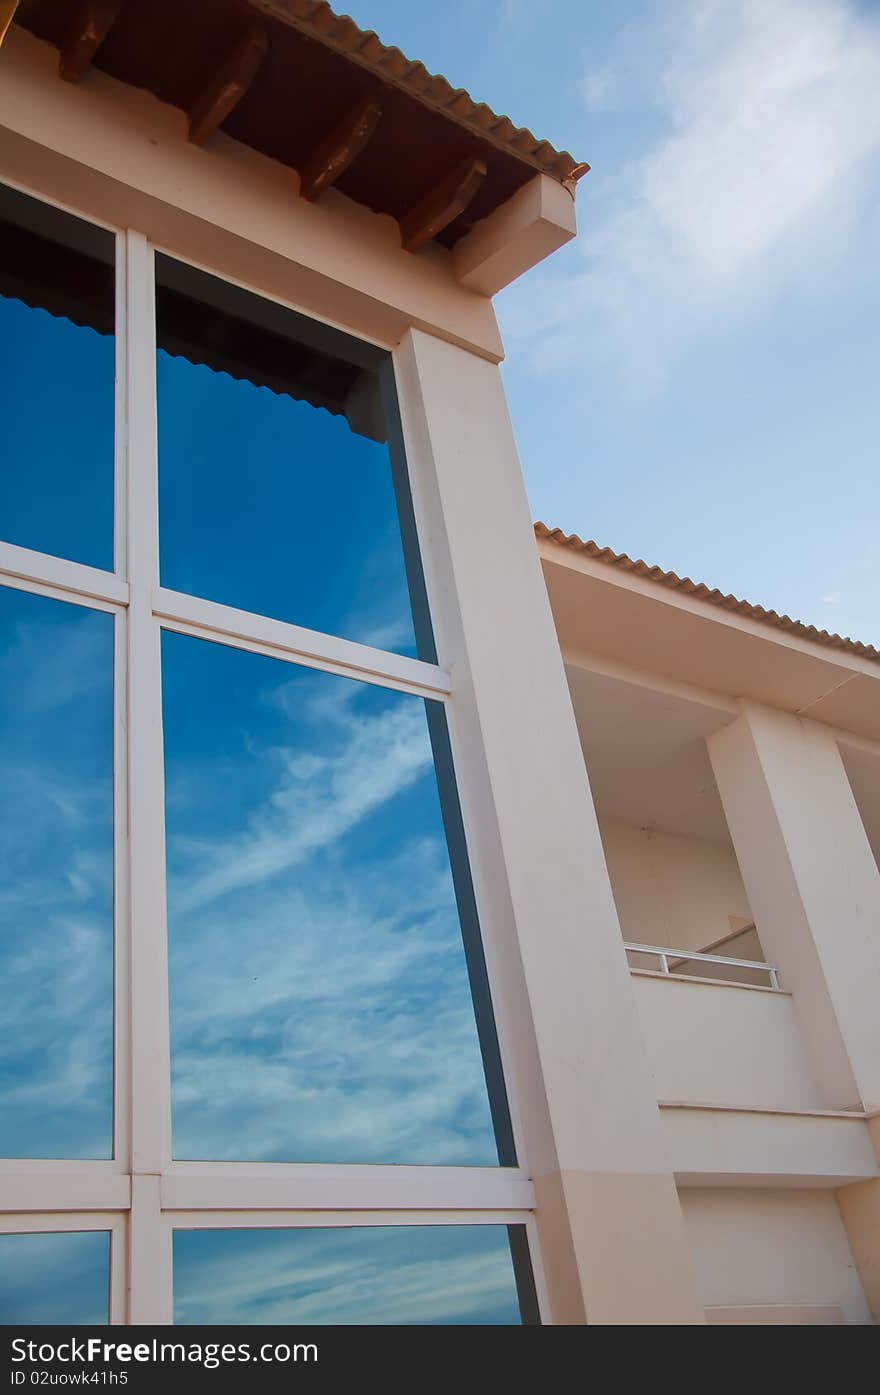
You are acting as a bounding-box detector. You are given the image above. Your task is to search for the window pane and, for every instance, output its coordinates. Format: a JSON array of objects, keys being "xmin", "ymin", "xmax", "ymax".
[
  {"xmin": 157, "ymin": 255, "xmax": 420, "ymax": 654},
  {"xmin": 0, "ymin": 1232, "xmax": 109, "ymax": 1324},
  {"xmin": 0, "ymin": 586, "xmax": 114, "ymax": 1158},
  {"xmin": 174, "ymin": 1226, "xmax": 523, "ymax": 1325},
  {"xmin": 163, "ymin": 632, "xmax": 498, "ymax": 1164},
  {"xmin": 0, "ymin": 182, "xmax": 115, "ymax": 571}
]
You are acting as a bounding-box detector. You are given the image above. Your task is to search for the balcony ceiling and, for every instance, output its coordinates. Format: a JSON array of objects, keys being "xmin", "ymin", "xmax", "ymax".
[{"xmin": 566, "ymin": 664, "xmax": 735, "ymax": 844}]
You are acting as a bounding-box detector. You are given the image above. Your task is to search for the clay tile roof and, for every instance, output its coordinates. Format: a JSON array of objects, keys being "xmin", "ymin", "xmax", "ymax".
[
  {"xmin": 16, "ymin": 0, "xmax": 589, "ymax": 249},
  {"xmin": 257, "ymin": 0, "xmax": 587, "ymax": 185},
  {"xmin": 535, "ymin": 523, "xmax": 880, "ymax": 666}
]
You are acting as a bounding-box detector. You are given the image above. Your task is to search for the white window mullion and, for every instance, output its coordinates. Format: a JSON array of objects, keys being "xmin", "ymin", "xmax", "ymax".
[
  {"xmin": 123, "ymin": 229, "xmax": 172, "ymax": 1323},
  {"xmin": 152, "ymin": 586, "xmax": 451, "ymax": 699}
]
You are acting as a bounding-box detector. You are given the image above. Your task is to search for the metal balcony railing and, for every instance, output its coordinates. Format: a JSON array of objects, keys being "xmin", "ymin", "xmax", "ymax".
[{"xmin": 624, "ymin": 941, "xmax": 780, "ymax": 990}]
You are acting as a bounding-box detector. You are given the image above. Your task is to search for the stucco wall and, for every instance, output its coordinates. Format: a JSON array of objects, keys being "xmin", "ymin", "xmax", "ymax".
[
  {"xmin": 680, "ymin": 1188, "xmax": 870, "ymax": 1323},
  {"xmin": 631, "ymin": 974, "xmax": 823, "ymax": 1110},
  {"xmin": 598, "ymin": 817, "xmax": 753, "ymax": 954}
]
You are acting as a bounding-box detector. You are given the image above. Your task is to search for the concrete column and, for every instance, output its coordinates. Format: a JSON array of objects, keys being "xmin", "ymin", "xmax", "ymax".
[
  {"xmin": 837, "ymin": 1116, "xmax": 880, "ymax": 1323},
  {"xmin": 395, "ymin": 328, "xmax": 704, "ymax": 1324},
  {"xmin": 708, "ymin": 700, "xmax": 880, "ymax": 1112}
]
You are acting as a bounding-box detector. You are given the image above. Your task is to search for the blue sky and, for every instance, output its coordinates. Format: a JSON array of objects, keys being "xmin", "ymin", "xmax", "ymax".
[
  {"xmin": 0, "ymin": 1231, "xmax": 109, "ymax": 1324},
  {"xmin": 163, "ymin": 631, "xmax": 499, "ymax": 1166},
  {"xmin": 342, "ymin": 0, "xmax": 880, "ymax": 649},
  {"xmin": 174, "ymin": 1225, "xmax": 521, "ymax": 1324},
  {"xmin": 0, "ymin": 587, "xmax": 113, "ymax": 1160}
]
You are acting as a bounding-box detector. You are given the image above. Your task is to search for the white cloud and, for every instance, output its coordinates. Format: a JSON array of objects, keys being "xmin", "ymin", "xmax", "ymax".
[
  {"xmin": 501, "ymin": 0, "xmax": 880, "ymax": 386},
  {"xmin": 175, "ymin": 1226, "xmax": 520, "ymax": 1325},
  {"xmin": 165, "ymin": 671, "xmax": 497, "ymax": 1166},
  {"xmin": 579, "ymin": 65, "xmax": 621, "ymax": 113},
  {"xmin": 172, "ymin": 686, "xmax": 433, "ymax": 913}
]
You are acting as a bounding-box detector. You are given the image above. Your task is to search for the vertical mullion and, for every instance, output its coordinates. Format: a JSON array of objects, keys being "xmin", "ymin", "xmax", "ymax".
[
  {"xmin": 112, "ymin": 230, "xmax": 130, "ymax": 1177},
  {"xmin": 130, "ymin": 1177, "xmax": 173, "ymax": 1324},
  {"xmin": 124, "ymin": 230, "xmax": 171, "ymax": 1320},
  {"xmin": 113, "ymin": 229, "xmax": 128, "ymax": 582},
  {"xmin": 108, "ymin": 1220, "xmax": 128, "ymax": 1325},
  {"xmin": 112, "ymin": 606, "xmax": 131, "ymax": 1171}
]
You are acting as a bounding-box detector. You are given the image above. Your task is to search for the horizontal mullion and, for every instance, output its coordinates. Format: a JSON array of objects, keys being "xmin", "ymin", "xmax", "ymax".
[
  {"xmin": 161, "ymin": 1164, "xmax": 534, "ymax": 1213},
  {"xmin": 153, "ymin": 587, "xmax": 451, "ymax": 697},
  {"xmin": 164, "ymin": 1209, "xmax": 531, "ymax": 1231},
  {"xmin": 0, "ymin": 1172, "xmax": 131, "ymax": 1213},
  {"xmin": 0, "ymin": 541, "xmax": 129, "ymax": 609}
]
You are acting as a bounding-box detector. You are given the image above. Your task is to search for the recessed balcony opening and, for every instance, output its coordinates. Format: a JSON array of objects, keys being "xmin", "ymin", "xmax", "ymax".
[
  {"xmin": 839, "ymin": 740, "xmax": 880, "ymax": 876},
  {"xmin": 565, "ymin": 664, "xmax": 776, "ymax": 990}
]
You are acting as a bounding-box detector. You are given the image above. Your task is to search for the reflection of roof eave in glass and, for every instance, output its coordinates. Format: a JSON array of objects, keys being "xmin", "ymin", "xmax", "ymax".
[
  {"xmin": 155, "ymin": 252, "xmax": 388, "ymax": 441},
  {"xmin": 15, "ymin": 0, "xmax": 588, "ymax": 252},
  {"xmin": 0, "ymin": 180, "xmax": 115, "ymax": 338}
]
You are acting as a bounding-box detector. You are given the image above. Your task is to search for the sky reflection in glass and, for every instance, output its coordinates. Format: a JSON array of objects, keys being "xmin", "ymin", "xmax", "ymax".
[
  {"xmin": 157, "ymin": 318, "xmax": 417, "ymax": 656},
  {"xmin": 0, "ymin": 1232, "xmax": 109, "ymax": 1325},
  {"xmin": 0, "ymin": 189, "xmax": 114, "ymax": 571},
  {"xmin": 163, "ymin": 631, "xmax": 497, "ymax": 1165},
  {"xmin": 0, "ymin": 586, "xmax": 114, "ymax": 1158},
  {"xmin": 173, "ymin": 1225, "xmax": 522, "ymax": 1325}
]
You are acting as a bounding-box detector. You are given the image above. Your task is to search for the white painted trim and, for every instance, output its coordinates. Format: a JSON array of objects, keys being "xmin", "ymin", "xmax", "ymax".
[
  {"xmin": 161, "ymin": 1165, "xmax": 534, "ymax": 1213},
  {"xmin": 0, "ymin": 1214, "xmax": 126, "ymax": 1326},
  {"xmin": 153, "ymin": 588, "xmax": 451, "ymax": 698},
  {"xmin": 130, "ymin": 1175, "xmax": 172, "ymax": 1324},
  {"xmin": 0, "ymin": 541, "xmax": 128, "ymax": 607},
  {"xmin": 109, "ymin": 1222, "xmax": 127, "ymax": 1326},
  {"xmin": 0, "ymin": 1175, "xmax": 131, "ymax": 1212},
  {"xmin": 123, "ymin": 231, "xmax": 172, "ymax": 1182},
  {"xmin": 166, "ymin": 1208, "xmax": 530, "ymax": 1230},
  {"xmin": 0, "ymin": 1160, "xmax": 126, "ymax": 1175},
  {"xmin": 112, "ymin": 607, "xmax": 131, "ymax": 1169},
  {"xmin": 0, "ymin": 1212, "xmax": 125, "ymax": 1232}
]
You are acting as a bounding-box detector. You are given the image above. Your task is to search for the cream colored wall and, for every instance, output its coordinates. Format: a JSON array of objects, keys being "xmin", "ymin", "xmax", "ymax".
[
  {"xmin": 632, "ymin": 975, "xmax": 823, "ymax": 1110},
  {"xmin": 598, "ymin": 818, "xmax": 753, "ymax": 953},
  {"xmin": 680, "ymin": 1188, "xmax": 871, "ymax": 1323}
]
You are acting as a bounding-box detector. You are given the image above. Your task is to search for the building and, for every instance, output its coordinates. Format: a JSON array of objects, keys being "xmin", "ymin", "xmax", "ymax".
[{"xmin": 0, "ymin": 0, "xmax": 877, "ymax": 1326}]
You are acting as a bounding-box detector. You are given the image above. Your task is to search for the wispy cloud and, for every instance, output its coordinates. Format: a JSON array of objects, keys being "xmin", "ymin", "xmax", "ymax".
[
  {"xmin": 171, "ymin": 680, "xmax": 432, "ymax": 913},
  {"xmin": 174, "ymin": 1226, "xmax": 520, "ymax": 1326},
  {"xmin": 165, "ymin": 650, "xmax": 497, "ymax": 1166},
  {"xmin": 0, "ymin": 591, "xmax": 114, "ymax": 1159},
  {"xmin": 502, "ymin": 0, "xmax": 880, "ymax": 387}
]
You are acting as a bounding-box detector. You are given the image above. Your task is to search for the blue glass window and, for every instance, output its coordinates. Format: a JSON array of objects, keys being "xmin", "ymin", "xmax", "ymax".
[
  {"xmin": 163, "ymin": 631, "xmax": 500, "ymax": 1165},
  {"xmin": 156, "ymin": 255, "xmax": 420, "ymax": 655},
  {"xmin": 0, "ymin": 586, "xmax": 114, "ymax": 1158},
  {"xmin": 0, "ymin": 1232, "xmax": 110, "ymax": 1324},
  {"xmin": 174, "ymin": 1225, "xmax": 525, "ymax": 1325},
  {"xmin": 0, "ymin": 182, "xmax": 115, "ymax": 571}
]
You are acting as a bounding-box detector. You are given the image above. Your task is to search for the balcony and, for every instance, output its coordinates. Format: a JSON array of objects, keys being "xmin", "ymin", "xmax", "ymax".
[{"xmin": 624, "ymin": 934, "xmax": 779, "ymax": 989}]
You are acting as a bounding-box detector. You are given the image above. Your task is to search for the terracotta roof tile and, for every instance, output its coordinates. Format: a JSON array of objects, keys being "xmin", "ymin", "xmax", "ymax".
[
  {"xmin": 535, "ymin": 523, "xmax": 879, "ymax": 666},
  {"xmin": 252, "ymin": 1, "xmax": 589, "ymax": 186}
]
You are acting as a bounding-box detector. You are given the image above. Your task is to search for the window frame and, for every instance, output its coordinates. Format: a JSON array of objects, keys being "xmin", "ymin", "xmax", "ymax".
[{"xmin": 0, "ymin": 177, "xmax": 546, "ymax": 1325}]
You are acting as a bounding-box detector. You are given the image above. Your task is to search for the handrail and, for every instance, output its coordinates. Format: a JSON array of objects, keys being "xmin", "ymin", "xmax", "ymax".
[{"xmin": 624, "ymin": 941, "xmax": 780, "ymax": 990}]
